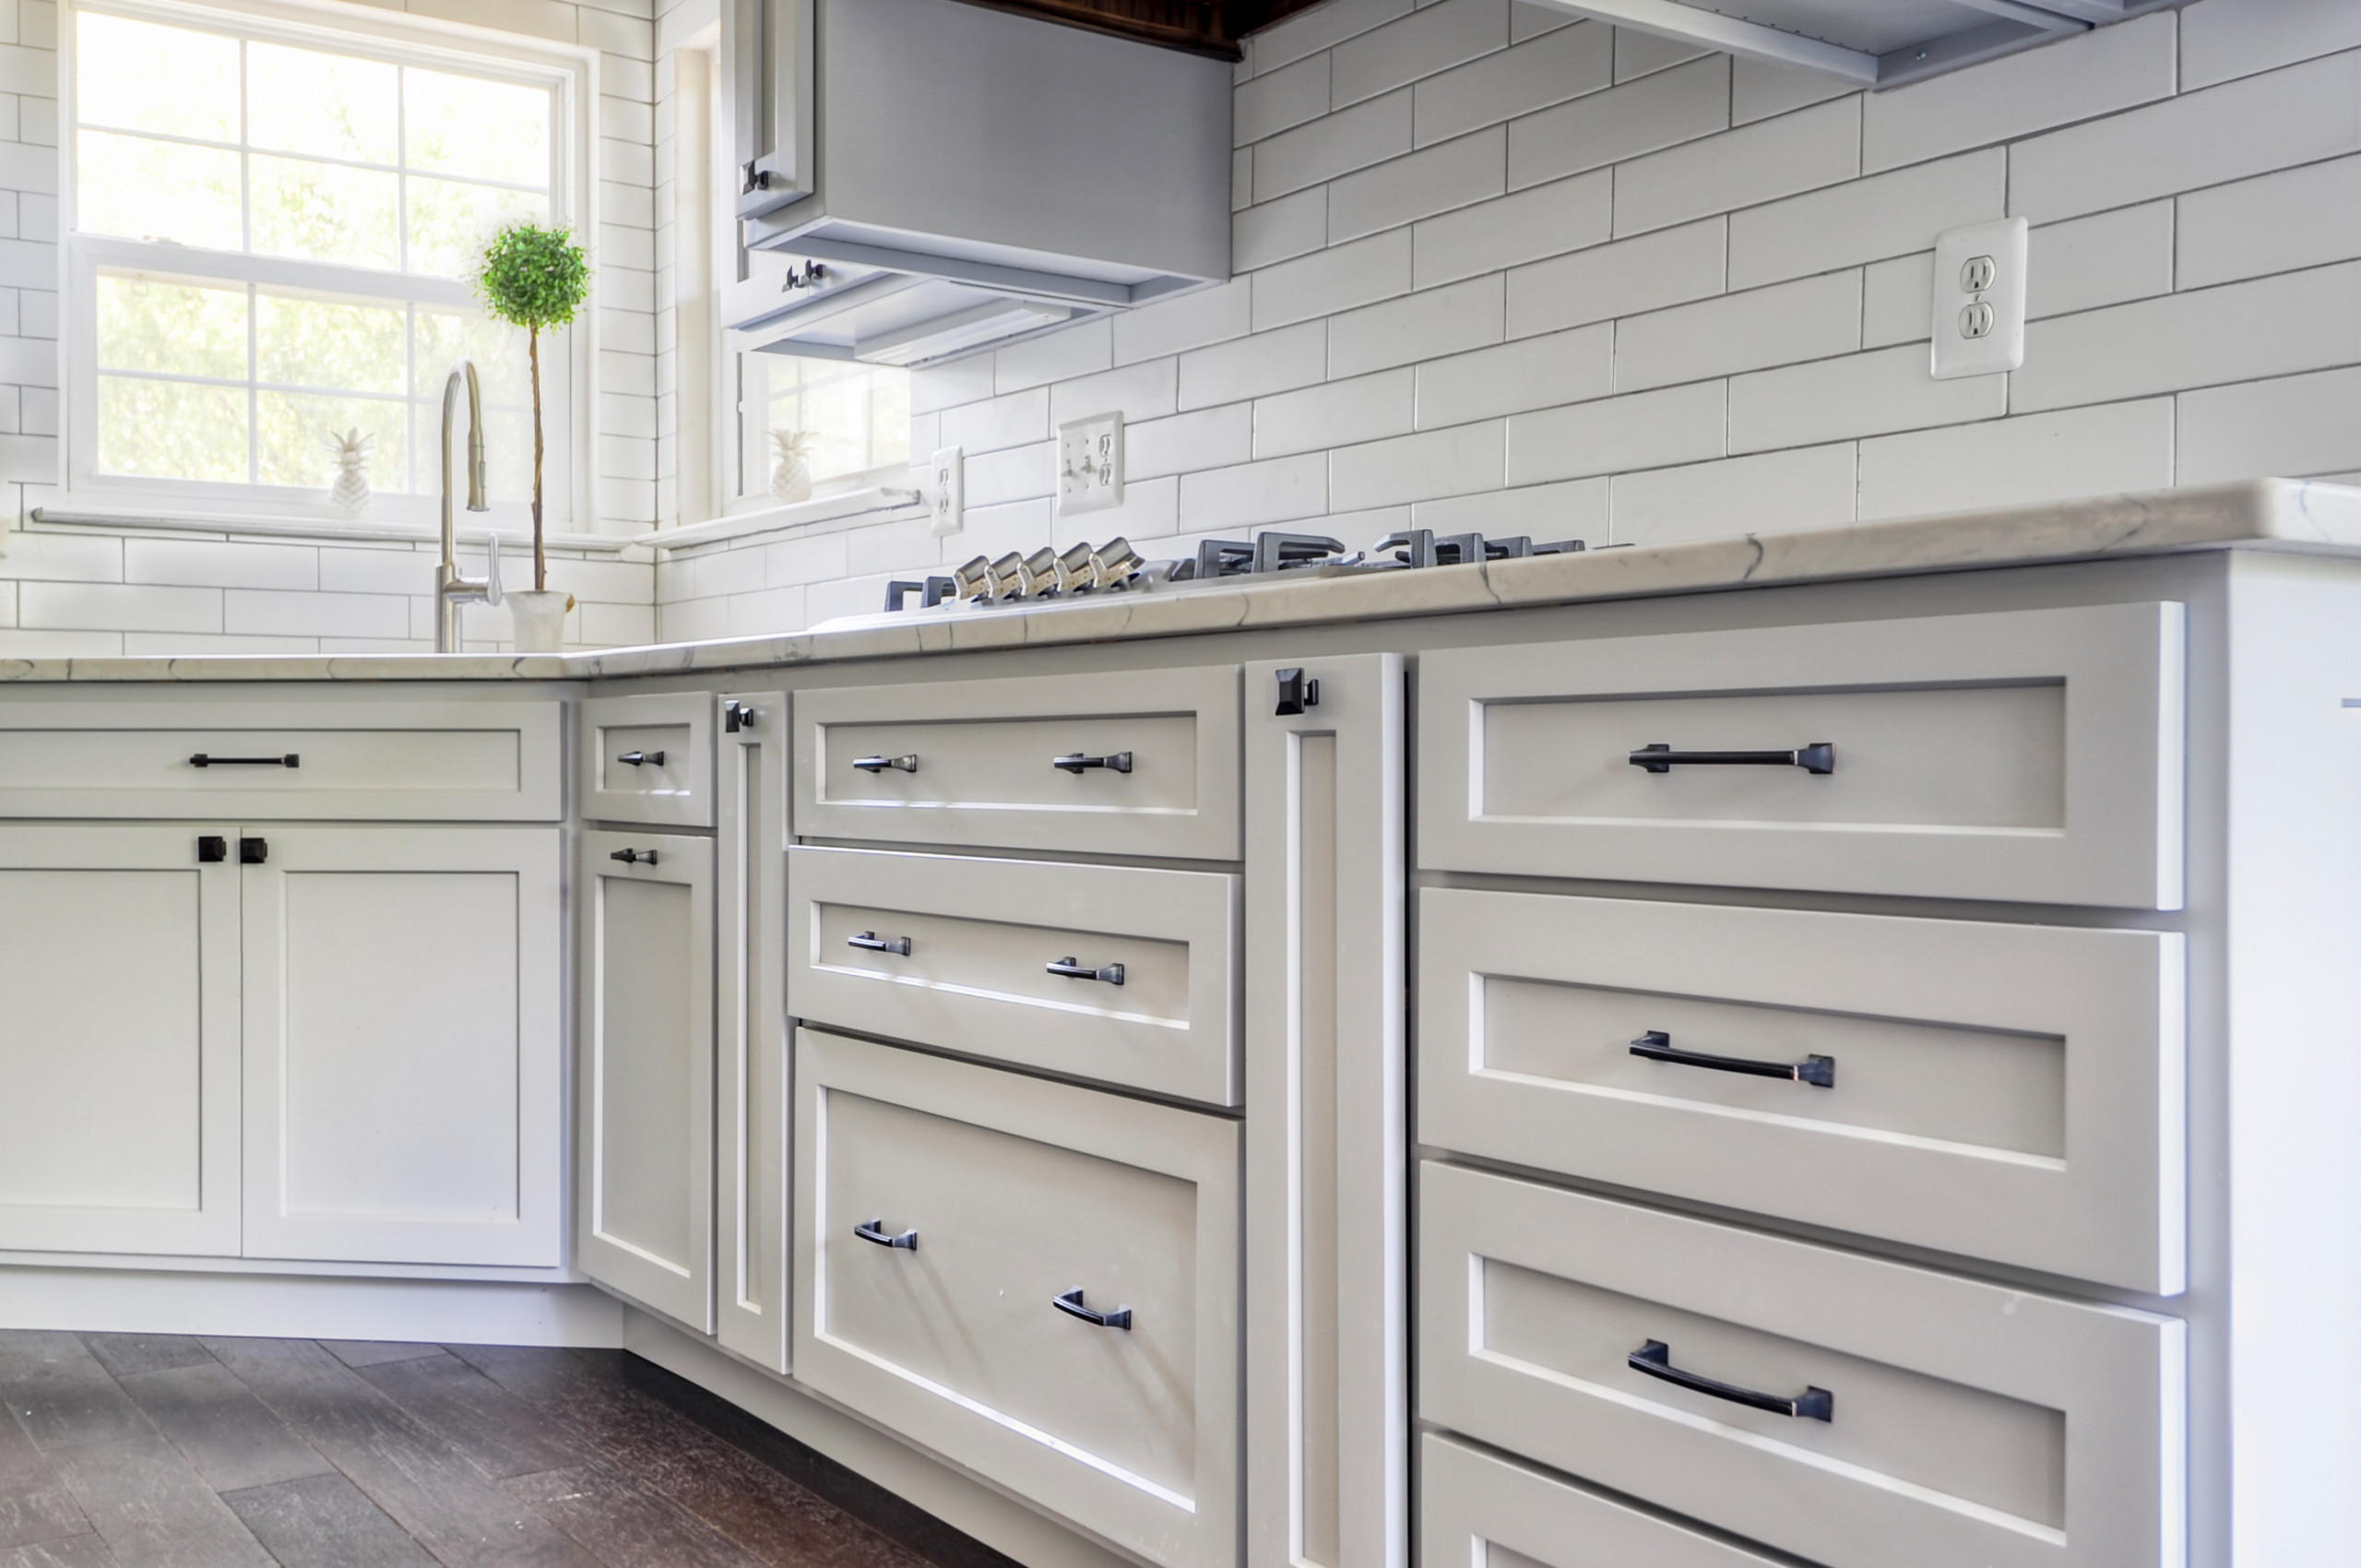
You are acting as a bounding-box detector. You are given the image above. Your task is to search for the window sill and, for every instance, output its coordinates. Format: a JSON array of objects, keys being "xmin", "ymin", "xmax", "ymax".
[
  {"xmin": 27, "ymin": 505, "xmax": 637, "ymax": 555},
  {"xmin": 635, "ymin": 487, "xmax": 928, "ymax": 554}
]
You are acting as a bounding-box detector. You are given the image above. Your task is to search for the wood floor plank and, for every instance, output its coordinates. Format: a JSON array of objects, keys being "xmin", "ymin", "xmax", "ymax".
[
  {"xmin": 504, "ymin": 1462, "xmax": 773, "ymax": 1568},
  {"xmin": 113, "ymin": 1364, "xmax": 332, "ymax": 1494},
  {"xmin": 44, "ymin": 1435, "xmax": 275, "ymax": 1568},
  {"xmin": 74, "ymin": 1341, "xmax": 211, "ymax": 1383},
  {"xmin": 220, "ymin": 1474, "xmax": 435, "ymax": 1568},
  {"xmin": 354, "ymin": 1353, "xmax": 588, "ymax": 1481},
  {"xmin": 0, "ymin": 1409, "xmax": 91, "ymax": 1550},
  {"xmin": 0, "ymin": 1534, "xmax": 119, "ymax": 1568},
  {"xmin": 200, "ymin": 1337, "xmax": 600, "ymax": 1568},
  {"xmin": 319, "ymin": 1342, "xmax": 445, "ymax": 1371},
  {"xmin": 0, "ymin": 1336, "xmax": 148, "ymax": 1455}
]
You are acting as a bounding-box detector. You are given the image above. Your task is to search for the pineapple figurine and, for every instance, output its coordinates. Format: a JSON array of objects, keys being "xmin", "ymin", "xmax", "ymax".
[
  {"xmin": 326, "ymin": 427, "xmax": 373, "ymax": 517},
  {"xmin": 771, "ymin": 428, "xmax": 816, "ymax": 505}
]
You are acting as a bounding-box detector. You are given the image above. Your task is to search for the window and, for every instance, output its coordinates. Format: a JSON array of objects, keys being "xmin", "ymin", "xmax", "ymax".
[
  {"xmin": 733, "ymin": 351, "xmax": 912, "ymax": 508},
  {"xmin": 63, "ymin": 4, "xmax": 586, "ymax": 520}
]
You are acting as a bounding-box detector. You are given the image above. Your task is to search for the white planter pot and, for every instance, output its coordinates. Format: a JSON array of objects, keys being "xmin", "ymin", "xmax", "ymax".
[{"xmin": 506, "ymin": 589, "xmax": 573, "ymax": 653}]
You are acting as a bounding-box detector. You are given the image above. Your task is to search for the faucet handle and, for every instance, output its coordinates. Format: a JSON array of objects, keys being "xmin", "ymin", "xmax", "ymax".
[{"xmin": 484, "ymin": 532, "xmax": 503, "ymax": 607}]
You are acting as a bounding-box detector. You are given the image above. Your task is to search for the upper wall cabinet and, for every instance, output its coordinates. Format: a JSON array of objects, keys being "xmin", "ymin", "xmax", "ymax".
[{"xmin": 721, "ymin": 0, "xmax": 1231, "ymax": 365}]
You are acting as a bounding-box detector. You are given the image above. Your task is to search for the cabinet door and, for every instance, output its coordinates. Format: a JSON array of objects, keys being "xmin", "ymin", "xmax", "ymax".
[
  {"xmin": 579, "ymin": 828, "xmax": 716, "ymax": 1329},
  {"xmin": 717, "ymin": 692, "xmax": 790, "ymax": 1371},
  {"xmin": 0, "ymin": 826, "xmax": 242, "ymax": 1256},
  {"xmin": 1243, "ymin": 656, "xmax": 1406, "ymax": 1568},
  {"xmin": 241, "ymin": 826, "xmax": 562, "ymax": 1266}
]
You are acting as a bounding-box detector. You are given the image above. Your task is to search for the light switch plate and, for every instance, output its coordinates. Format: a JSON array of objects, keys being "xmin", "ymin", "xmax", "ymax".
[
  {"xmin": 929, "ymin": 446, "xmax": 964, "ymax": 536},
  {"xmin": 1057, "ymin": 413, "xmax": 1123, "ymax": 517},
  {"xmin": 1930, "ymin": 217, "xmax": 2027, "ymax": 380}
]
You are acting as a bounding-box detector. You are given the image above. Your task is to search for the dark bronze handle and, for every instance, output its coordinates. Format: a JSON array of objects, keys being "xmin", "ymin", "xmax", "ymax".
[
  {"xmin": 619, "ymin": 750, "xmax": 666, "ymax": 767},
  {"xmin": 239, "ymin": 837, "xmax": 267, "ymax": 865},
  {"xmin": 723, "ymin": 700, "xmax": 757, "ymax": 732},
  {"xmin": 197, "ymin": 836, "xmax": 229, "ymax": 863},
  {"xmin": 847, "ymin": 931, "xmax": 911, "ymax": 956},
  {"xmin": 610, "ymin": 848, "xmax": 659, "ymax": 867},
  {"xmin": 1275, "ymin": 668, "xmax": 1320, "ymax": 715},
  {"xmin": 1631, "ymin": 742, "xmax": 1833, "ymax": 775},
  {"xmin": 1052, "ymin": 1288, "xmax": 1131, "ymax": 1330},
  {"xmin": 1052, "ymin": 752, "xmax": 1132, "ymax": 774},
  {"xmin": 1631, "ymin": 1031, "xmax": 1834, "ymax": 1088},
  {"xmin": 1047, "ymin": 956, "xmax": 1124, "ymax": 985},
  {"xmin": 852, "ymin": 754, "xmax": 919, "ymax": 773},
  {"xmin": 854, "ymin": 1218, "xmax": 917, "ymax": 1250},
  {"xmin": 188, "ymin": 754, "xmax": 300, "ymax": 768},
  {"xmin": 1629, "ymin": 1339, "xmax": 1831, "ymax": 1420}
]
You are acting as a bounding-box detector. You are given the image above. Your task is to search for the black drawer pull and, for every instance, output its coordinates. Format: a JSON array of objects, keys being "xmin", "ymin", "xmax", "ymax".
[
  {"xmin": 188, "ymin": 753, "xmax": 300, "ymax": 768},
  {"xmin": 1629, "ymin": 1339, "xmax": 1831, "ymax": 1421},
  {"xmin": 239, "ymin": 837, "xmax": 268, "ymax": 865},
  {"xmin": 1052, "ymin": 751, "xmax": 1132, "ymax": 774},
  {"xmin": 1047, "ymin": 956, "xmax": 1124, "ymax": 986},
  {"xmin": 609, "ymin": 848, "xmax": 659, "ymax": 867},
  {"xmin": 723, "ymin": 700, "xmax": 757, "ymax": 732},
  {"xmin": 847, "ymin": 931, "xmax": 912, "ymax": 956},
  {"xmin": 1052, "ymin": 1288, "xmax": 1131, "ymax": 1330},
  {"xmin": 1630, "ymin": 1031, "xmax": 1834, "ymax": 1088},
  {"xmin": 618, "ymin": 750, "xmax": 665, "ymax": 767},
  {"xmin": 197, "ymin": 836, "xmax": 229, "ymax": 863},
  {"xmin": 854, "ymin": 1218, "xmax": 917, "ymax": 1250},
  {"xmin": 1631, "ymin": 742, "xmax": 1833, "ymax": 775},
  {"xmin": 852, "ymin": 754, "xmax": 919, "ymax": 773}
]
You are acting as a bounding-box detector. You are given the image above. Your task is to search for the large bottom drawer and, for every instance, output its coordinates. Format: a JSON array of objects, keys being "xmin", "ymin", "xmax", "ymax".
[
  {"xmin": 1419, "ymin": 1161, "xmax": 2183, "ymax": 1568},
  {"xmin": 792, "ymin": 1029, "xmax": 1240, "ymax": 1568},
  {"xmin": 1422, "ymin": 1433, "xmax": 1787, "ymax": 1568}
]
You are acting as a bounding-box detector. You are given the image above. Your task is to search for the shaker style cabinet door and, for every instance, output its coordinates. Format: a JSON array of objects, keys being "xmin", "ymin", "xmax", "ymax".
[
  {"xmin": 1242, "ymin": 655, "xmax": 1406, "ymax": 1568},
  {"xmin": 242, "ymin": 826, "xmax": 563, "ymax": 1266},
  {"xmin": 581, "ymin": 692, "xmax": 716, "ymax": 828},
  {"xmin": 578, "ymin": 829, "xmax": 717, "ymax": 1329},
  {"xmin": 0, "ymin": 826, "xmax": 243, "ymax": 1257}
]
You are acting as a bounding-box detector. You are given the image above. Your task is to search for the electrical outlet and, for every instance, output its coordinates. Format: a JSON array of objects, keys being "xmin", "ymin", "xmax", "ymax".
[
  {"xmin": 1930, "ymin": 217, "xmax": 2027, "ymax": 380},
  {"xmin": 930, "ymin": 446, "xmax": 964, "ymax": 537},
  {"xmin": 1058, "ymin": 413, "xmax": 1123, "ymax": 517}
]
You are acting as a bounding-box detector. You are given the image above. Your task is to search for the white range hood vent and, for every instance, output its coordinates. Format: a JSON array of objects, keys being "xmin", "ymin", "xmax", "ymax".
[{"xmin": 1536, "ymin": 0, "xmax": 2181, "ymax": 89}]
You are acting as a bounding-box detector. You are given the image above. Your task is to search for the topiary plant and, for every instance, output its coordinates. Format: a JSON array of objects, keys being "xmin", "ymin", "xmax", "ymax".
[{"xmin": 477, "ymin": 222, "xmax": 590, "ymax": 591}]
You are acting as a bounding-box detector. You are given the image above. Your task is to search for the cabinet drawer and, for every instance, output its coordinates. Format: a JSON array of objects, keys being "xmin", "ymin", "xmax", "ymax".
[
  {"xmin": 793, "ymin": 666, "xmax": 1240, "ymax": 860},
  {"xmin": 581, "ymin": 692, "xmax": 713, "ymax": 826},
  {"xmin": 1418, "ymin": 603, "xmax": 2185, "ymax": 908},
  {"xmin": 1422, "ymin": 1433, "xmax": 1786, "ymax": 1568},
  {"xmin": 789, "ymin": 846, "xmax": 1240, "ymax": 1105},
  {"xmin": 1419, "ymin": 888, "xmax": 2185, "ymax": 1293},
  {"xmin": 1420, "ymin": 1162, "xmax": 2183, "ymax": 1568},
  {"xmin": 0, "ymin": 700, "xmax": 560, "ymax": 821},
  {"xmin": 794, "ymin": 1030, "xmax": 1240, "ymax": 1568}
]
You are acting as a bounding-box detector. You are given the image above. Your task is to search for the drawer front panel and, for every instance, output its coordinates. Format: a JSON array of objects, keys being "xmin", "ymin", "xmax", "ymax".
[
  {"xmin": 1420, "ymin": 1162, "xmax": 2183, "ymax": 1568},
  {"xmin": 1418, "ymin": 603, "xmax": 2184, "ymax": 908},
  {"xmin": 789, "ymin": 846, "xmax": 1240, "ymax": 1105},
  {"xmin": 794, "ymin": 1031, "xmax": 1240, "ymax": 1568},
  {"xmin": 582, "ymin": 693, "xmax": 713, "ymax": 826},
  {"xmin": 0, "ymin": 700, "xmax": 560, "ymax": 820},
  {"xmin": 1422, "ymin": 1433, "xmax": 1786, "ymax": 1568},
  {"xmin": 793, "ymin": 666, "xmax": 1240, "ymax": 859},
  {"xmin": 1419, "ymin": 888, "xmax": 2185, "ymax": 1292}
]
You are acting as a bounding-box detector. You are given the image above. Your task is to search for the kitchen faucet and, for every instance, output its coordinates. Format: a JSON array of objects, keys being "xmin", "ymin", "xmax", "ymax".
[{"xmin": 435, "ymin": 360, "xmax": 499, "ymax": 653}]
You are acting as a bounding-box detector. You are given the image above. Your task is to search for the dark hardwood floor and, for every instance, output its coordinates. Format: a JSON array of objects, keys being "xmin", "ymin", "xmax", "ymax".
[{"xmin": 0, "ymin": 1332, "xmax": 1012, "ymax": 1568}]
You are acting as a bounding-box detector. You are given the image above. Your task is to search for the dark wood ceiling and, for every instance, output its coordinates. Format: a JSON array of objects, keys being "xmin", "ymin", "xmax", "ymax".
[{"xmin": 947, "ymin": 0, "xmax": 1330, "ymax": 60}]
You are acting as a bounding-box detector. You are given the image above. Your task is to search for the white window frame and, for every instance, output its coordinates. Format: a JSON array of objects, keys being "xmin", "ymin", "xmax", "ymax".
[{"xmin": 57, "ymin": 0, "xmax": 600, "ymax": 529}]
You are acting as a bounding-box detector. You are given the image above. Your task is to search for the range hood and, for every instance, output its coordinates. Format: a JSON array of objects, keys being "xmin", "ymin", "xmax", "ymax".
[{"xmin": 719, "ymin": 0, "xmax": 1231, "ymax": 364}]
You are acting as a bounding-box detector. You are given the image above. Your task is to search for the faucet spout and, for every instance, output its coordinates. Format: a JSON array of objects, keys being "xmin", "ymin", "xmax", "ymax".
[{"xmin": 437, "ymin": 360, "xmax": 496, "ymax": 652}]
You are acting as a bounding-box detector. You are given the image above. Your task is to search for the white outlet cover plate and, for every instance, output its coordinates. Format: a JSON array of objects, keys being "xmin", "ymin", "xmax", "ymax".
[
  {"xmin": 1058, "ymin": 413, "xmax": 1123, "ymax": 517},
  {"xmin": 930, "ymin": 445, "xmax": 964, "ymax": 537},
  {"xmin": 1930, "ymin": 217, "xmax": 2027, "ymax": 381}
]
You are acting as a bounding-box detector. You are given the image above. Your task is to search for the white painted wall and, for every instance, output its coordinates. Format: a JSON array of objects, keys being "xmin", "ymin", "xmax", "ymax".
[{"xmin": 652, "ymin": 0, "xmax": 2361, "ymax": 643}]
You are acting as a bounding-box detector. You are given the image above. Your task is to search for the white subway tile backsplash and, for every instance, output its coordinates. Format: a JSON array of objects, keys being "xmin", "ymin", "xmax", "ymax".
[
  {"xmin": 1731, "ymin": 58, "xmax": 1854, "ymax": 126},
  {"xmin": 1505, "ymin": 379, "xmax": 1723, "ymax": 485},
  {"xmin": 1612, "ymin": 26, "xmax": 1707, "ymax": 83},
  {"xmin": 1254, "ymin": 89, "xmax": 1414, "ymax": 202},
  {"xmin": 1413, "ymin": 169, "xmax": 1608, "ymax": 289},
  {"xmin": 1129, "ymin": 403, "xmax": 1255, "ymax": 480},
  {"xmin": 1505, "ymin": 215, "xmax": 1724, "ymax": 339},
  {"xmin": 125, "ymin": 538, "xmax": 316, "ymax": 591},
  {"xmin": 1252, "ymin": 229, "xmax": 1412, "ymax": 330},
  {"xmin": 1329, "ymin": 420, "xmax": 1504, "ymax": 509},
  {"xmin": 0, "ymin": 530, "xmax": 120, "ymax": 583},
  {"xmin": 1862, "ymin": 13, "xmax": 2176, "ymax": 175},
  {"xmin": 961, "ymin": 442, "xmax": 1054, "ymax": 508},
  {"xmin": 1050, "ymin": 357, "xmax": 1180, "ymax": 426},
  {"xmin": 1727, "ymin": 149, "xmax": 2004, "ymax": 291},
  {"xmin": 1252, "ymin": 0, "xmax": 1413, "ymax": 75},
  {"xmin": 1332, "ymin": 0, "xmax": 1505, "ymax": 109},
  {"xmin": 1610, "ymin": 443, "xmax": 1857, "ymax": 544},
  {"xmin": 1858, "ymin": 398, "xmax": 2172, "ymax": 520},
  {"xmin": 1180, "ymin": 453, "xmax": 1328, "ymax": 529},
  {"xmin": 762, "ymin": 531, "xmax": 848, "ymax": 588},
  {"xmin": 1051, "ymin": 473, "xmax": 1179, "ymax": 548},
  {"xmin": 912, "ymin": 353, "xmax": 998, "ymax": 414},
  {"xmin": 225, "ymin": 588, "xmax": 408, "ymax": 639},
  {"xmin": 2028, "ymin": 200, "xmax": 2174, "ymax": 319},
  {"xmin": 1508, "ymin": 0, "xmax": 1572, "ymax": 44},
  {"xmin": 1237, "ymin": 187, "xmax": 1329, "ymax": 270},
  {"xmin": 1861, "ymin": 253, "xmax": 1933, "ymax": 348},
  {"xmin": 1327, "ymin": 272, "xmax": 1502, "ymax": 377},
  {"xmin": 2178, "ymin": 365, "xmax": 2361, "ymax": 483},
  {"xmin": 1411, "ymin": 17, "xmax": 1608, "ymax": 148},
  {"xmin": 20, "ymin": 579, "xmax": 219, "ymax": 634},
  {"xmin": 2014, "ymin": 261, "xmax": 2361, "ymax": 413},
  {"xmin": 1417, "ymin": 323, "xmax": 1611, "ymax": 428},
  {"xmin": 1180, "ymin": 321, "xmax": 1329, "ymax": 410},
  {"xmin": 940, "ymin": 386, "xmax": 1050, "ymax": 453},
  {"xmin": 1728, "ymin": 343, "xmax": 2006, "ymax": 453},
  {"xmin": 1613, "ymin": 94, "xmax": 1858, "ymax": 237},
  {"xmin": 1255, "ymin": 369, "xmax": 1415, "ymax": 457},
  {"xmin": 2179, "ymin": 0, "xmax": 2361, "ymax": 91},
  {"xmin": 1412, "ymin": 474, "xmax": 1607, "ymax": 541},
  {"xmin": 996, "ymin": 317, "xmax": 1112, "ymax": 394},
  {"xmin": 1507, "ymin": 53, "xmax": 1726, "ymax": 192},
  {"xmin": 1326, "ymin": 125, "xmax": 1504, "ymax": 244},
  {"xmin": 1115, "ymin": 279, "xmax": 1252, "ymax": 365},
  {"xmin": 1236, "ymin": 53, "xmax": 1331, "ymax": 147},
  {"xmin": 1614, "ymin": 269, "xmax": 1861, "ymax": 392},
  {"xmin": 2177, "ymin": 154, "xmax": 2361, "ymax": 290}
]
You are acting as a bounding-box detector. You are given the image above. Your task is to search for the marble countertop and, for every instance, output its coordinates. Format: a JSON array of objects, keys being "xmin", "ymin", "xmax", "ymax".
[{"xmin": 7, "ymin": 479, "xmax": 2357, "ymax": 683}]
